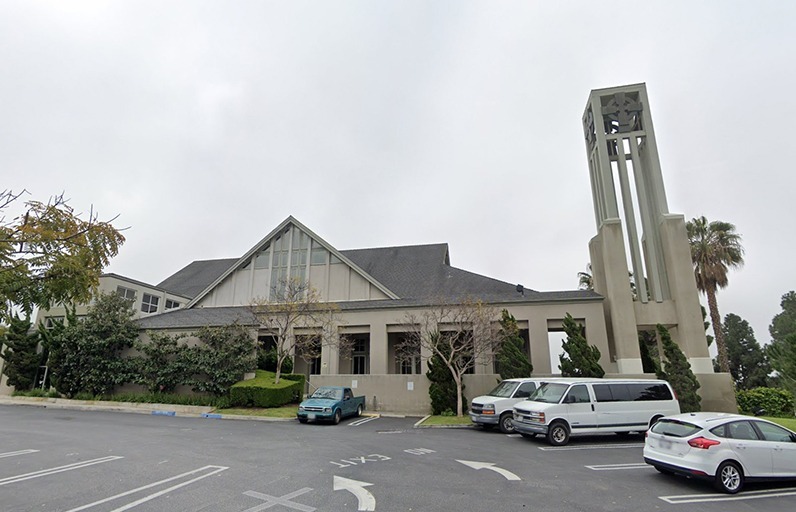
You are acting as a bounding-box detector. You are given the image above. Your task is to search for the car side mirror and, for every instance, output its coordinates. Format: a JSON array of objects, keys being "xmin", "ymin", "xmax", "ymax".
[{"xmin": 790, "ymin": 433, "xmax": 796, "ymax": 443}]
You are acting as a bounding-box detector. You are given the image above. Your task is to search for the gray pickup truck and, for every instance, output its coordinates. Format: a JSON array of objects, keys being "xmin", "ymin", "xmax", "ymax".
[{"xmin": 297, "ymin": 386, "xmax": 366, "ymax": 424}]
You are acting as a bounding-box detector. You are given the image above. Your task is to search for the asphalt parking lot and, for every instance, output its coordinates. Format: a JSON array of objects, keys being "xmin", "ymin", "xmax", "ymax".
[{"xmin": 2, "ymin": 404, "xmax": 795, "ymax": 511}]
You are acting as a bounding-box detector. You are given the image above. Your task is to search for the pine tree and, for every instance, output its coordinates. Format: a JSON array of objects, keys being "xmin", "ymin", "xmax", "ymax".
[
  {"xmin": 638, "ymin": 330, "xmax": 662, "ymax": 375},
  {"xmin": 656, "ymin": 324, "xmax": 701, "ymax": 413},
  {"xmin": 494, "ymin": 310, "xmax": 533, "ymax": 379},
  {"xmin": 721, "ymin": 313, "xmax": 769, "ymax": 390},
  {"xmin": 559, "ymin": 313, "xmax": 605, "ymax": 378},
  {"xmin": 1, "ymin": 315, "xmax": 42, "ymax": 391}
]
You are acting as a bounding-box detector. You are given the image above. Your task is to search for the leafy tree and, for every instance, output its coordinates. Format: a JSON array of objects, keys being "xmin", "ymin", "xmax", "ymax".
[
  {"xmin": 768, "ymin": 332, "xmax": 796, "ymax": 398},
  {"xmin": 399, "ymin": 298, "xmax": 500, "ymax": 416},
  {"xmin": 0, "ymin": 190, "xmax": 125, "ymax": 321},
  {"xmin": 559, "ymin": 313, "xmax": 604, "ymax": 378},
  {"xmin": 46, "ymin": 293, "xmax": 138, "ymax": 397},
  {"xmin": 257, "ymin": 345, "xmax": 294, "ymax": 374},
  {"xmin": 770, "ymin": 291, "xmax": 796, "ymax": 344},
  {"xmin": 656, "ymin": 324, "xmax": 701, "ymax": 413},
  {"xmin": 250, "ymin": 277, "xmax": 341, "ymax": 384},
  {"xmin": 133, "ymin": 332, "xmax": 189, "ymax": 394},
  {"xmin": 686, "ymin": 216, "xmax": 744, "ymax": 373},
  {"xmin": 184, "ymin": 323, "xmax": 257, "ymax": 396},
  {"xmin": 1, "ymin": 314, "xmax": 42, "ymax": 390},
  {"xmin": 426, "ymin": 338, "xmax": 466, "ymax": 415},
  {"xmin": 494, "ymin": 310, "xmax": 532, "ymax": 379},
  {"xmin": 719, "ymin": 313, "xmax": 769, "ymax": 390}
]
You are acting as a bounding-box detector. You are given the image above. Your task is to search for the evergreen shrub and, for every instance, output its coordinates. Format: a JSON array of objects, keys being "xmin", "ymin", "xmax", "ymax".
[
  {"xmin": 736, "ymin": 387, "xmax": 795, "ymax": 417},
  {"xmin": 229, "ymin": 370, "xmax": 303, "ymax": 407}
]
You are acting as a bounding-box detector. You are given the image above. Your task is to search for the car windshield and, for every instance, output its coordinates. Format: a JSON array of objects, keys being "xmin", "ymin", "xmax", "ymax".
[
  {"xmin": 310, "ymin": 388, "xmax": 343, "ymax": 400},
  {"xmin": 527, "ymin": 383, "xmax": 569, "ymax": 403},
  {"xmin": 488, "ymin": 381, "xmax": 520, "ymax": 398}
]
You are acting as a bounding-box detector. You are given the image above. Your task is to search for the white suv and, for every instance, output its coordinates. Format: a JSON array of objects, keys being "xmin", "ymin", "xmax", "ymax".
[{"xmin": 470, "ymin": 378, "xmax": 551, "ymax": 433}]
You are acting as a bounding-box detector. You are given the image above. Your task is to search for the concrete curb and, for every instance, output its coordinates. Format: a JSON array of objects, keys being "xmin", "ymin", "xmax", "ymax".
[{"xmin": 0, "ymin": 396, "xmax": 446, "ymax": 425}]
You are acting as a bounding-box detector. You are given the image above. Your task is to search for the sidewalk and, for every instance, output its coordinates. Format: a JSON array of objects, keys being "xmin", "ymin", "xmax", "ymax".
[
  {"xmin": 0, "ymin": 395, "xmax": 293, "ymax": 422},
  {"xmin": 0, "ymin": 395, "xmax": 409, "ymax": 423}
]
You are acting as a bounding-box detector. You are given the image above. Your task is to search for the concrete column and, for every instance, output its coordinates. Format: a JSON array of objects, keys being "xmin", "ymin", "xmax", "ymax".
[
  {"xmin": 369, "ymin": 324, "xmax": 388, "ymax": 375},
  {"xmin": 528, "ymin": 319, "xmax": 552, "ymax": 374},
  {"xmin": 659, "ymin": 214, "xmax": 712, "ymax": 371},
  {"xmin": 596, "ymin": 219, "xmax": 643, "ymax": 373}
]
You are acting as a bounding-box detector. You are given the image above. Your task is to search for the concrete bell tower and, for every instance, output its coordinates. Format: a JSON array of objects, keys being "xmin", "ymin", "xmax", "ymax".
[{"xmin": 582, "ymin": 83, "xmax": 735, "ymax": 411}]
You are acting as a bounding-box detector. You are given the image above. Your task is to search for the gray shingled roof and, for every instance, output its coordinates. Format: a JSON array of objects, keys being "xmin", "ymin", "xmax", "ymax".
[
  {"xmin": 157, "ymin": 258, "xmax": 238, "ymax": 298},
  {"xmin": 137, "ymin": 306, "xmax": 258, "ymax": 329},
  {"xmin": 341, "ymin": 244, "xmax": 540, "ymax": 301}
]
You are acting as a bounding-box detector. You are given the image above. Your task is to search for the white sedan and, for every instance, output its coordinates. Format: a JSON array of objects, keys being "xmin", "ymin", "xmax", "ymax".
[{"xmin": 643, "ymin": 412, "xmax": 796, "ymax": 493}]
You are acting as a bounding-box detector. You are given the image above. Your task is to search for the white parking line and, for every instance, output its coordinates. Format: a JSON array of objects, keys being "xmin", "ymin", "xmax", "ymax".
[
  {"xmin": 0, "ymin": 456, "xmax": 123, "ymax": 486},
  {"xmin": 538, "ymin": 443, "xmax": 641, "ymax": 451},
  {"xmin": 65, "ymin": 465, "xmax": 229, "ymax": 512},
  {"xmin": 660, "ymin": 486, "xmax": 796, "ymax": 504},
  {"xmin": 0, "ymin": 449, "xmax": 39, "ymax": 459},
  {"xmin": 349, "ymin": 416, "xmax": 378, "ymax": 426},
  {"xmin": 585, "ymin": 463, "xmax": 651, "ymax": 471}
]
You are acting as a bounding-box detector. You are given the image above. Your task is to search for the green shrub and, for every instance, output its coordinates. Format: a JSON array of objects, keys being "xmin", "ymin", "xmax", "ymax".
[
  {"xmin": 73, "ymin": 392, "xmax": 97, "ymax": 401},
  {"xmin": 736, "ymin": 387, "xmax": 795, "ymax": 417},
  {"xmin": 257, "ymin": 347, "xmax": 294, "ymax": 374},
  {"xmin": 229, "ymin": 370, "xmax": 303, "ymax": 407},
  {"xmin": 101, "ymin": 392, "xmax": 229, "ymax": 407}
]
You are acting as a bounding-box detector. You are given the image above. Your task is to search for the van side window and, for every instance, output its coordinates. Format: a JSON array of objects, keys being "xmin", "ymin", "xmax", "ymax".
[
  {"xmin": 633, "ymin": 383, "xmax": 673, "ymax": 401},
  {"xmin": 608, "ymin": 384, "xmax": 631, "ymax": 401},
  {"xmin": 593, "ymin": 384, "xmax": 612, "ymax": 402},
  {"xmin": 565, "ymin": 385, "xmax": 591, "ymax": 403},
  {"xmin": 514, "ymin": 382, "xmax": 536, "ymax": 399}
]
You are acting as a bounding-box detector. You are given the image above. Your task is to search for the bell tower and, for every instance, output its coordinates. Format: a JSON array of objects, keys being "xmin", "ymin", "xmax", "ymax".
[{"xmin": 582, "ymin": 84, "xmax": 715, "ymax": 373}]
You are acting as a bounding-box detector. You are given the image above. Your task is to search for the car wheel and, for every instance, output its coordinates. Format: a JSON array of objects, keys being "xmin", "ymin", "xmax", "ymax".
[
  {"xmin": 356, "ymin": 404, "xmax": 363, "ymax": 417},
  {"xmin": 332, "ymin": 409, "xmax": 342, "ymax": 425},
  {"xmin": 714, "ymin": 461, "xmax": 744, "ymax": 494},
  {"xmin": 547, "ymin": 421, "xmax": 570, "ymax": 446},
  {"xmin": 499, "ymin": 413, "xmax": 515, "ymax": 434},
  {"xmin": 520, "ymin": 433, "xmax": 537, "ymax": 439},
  {"xmin": 298, "ymin": 418, "xmax": 308, "ymax": 424},
  {"xmin": 654, "ymin": 465, "xmax": 673, "ymax": 475}
]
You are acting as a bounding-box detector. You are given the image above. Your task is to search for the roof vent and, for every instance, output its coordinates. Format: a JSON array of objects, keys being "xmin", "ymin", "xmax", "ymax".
[{"xmin": 516, "ymin": 284, "xmax": 524, "ymax": 296}]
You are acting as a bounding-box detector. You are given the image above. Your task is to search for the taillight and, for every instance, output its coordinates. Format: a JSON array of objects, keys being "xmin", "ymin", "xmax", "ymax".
[{"xmin": 688, "ymin": 437, "xmax": 720, "ymax": 449}]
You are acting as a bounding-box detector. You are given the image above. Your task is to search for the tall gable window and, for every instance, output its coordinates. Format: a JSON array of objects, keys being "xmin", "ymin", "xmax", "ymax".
[
  {"xmin": 310, "ymin": 241, "xmax": 328, "ymax": 265},
  {"xmin": 269, "ymin": 226, "xmax": 314, "ymax": 299},
  {"xmin": 141, "ymin": 293, "xmax": 159, "ymax": 313}
]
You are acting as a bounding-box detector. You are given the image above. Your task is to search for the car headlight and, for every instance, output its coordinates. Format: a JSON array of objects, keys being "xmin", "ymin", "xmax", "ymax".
[
  {"xmin": 324, "ymin": 407, "xmax": 332, "ymax": 412},
  {"xmin": 482, "ymin": 404, "xmax": 495, "ymax": 415}
]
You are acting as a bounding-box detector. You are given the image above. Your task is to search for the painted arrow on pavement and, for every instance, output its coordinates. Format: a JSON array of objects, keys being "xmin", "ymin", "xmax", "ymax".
[
  {"xmin": 456, "ymin": 460, "xmax": 521, "ymax": 481},
  {"xmin": 333, "ymin": 476, "xmax": 376, "ymax": 511}
]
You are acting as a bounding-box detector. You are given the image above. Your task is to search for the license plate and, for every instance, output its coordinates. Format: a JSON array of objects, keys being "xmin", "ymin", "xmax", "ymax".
[
  {"xmin": 659, "ymin": 437, "xmax": 672, "ymax": 450},
  {"xmin": 308, "ymin": 413, "xmax": 316, "ymax": 420}
]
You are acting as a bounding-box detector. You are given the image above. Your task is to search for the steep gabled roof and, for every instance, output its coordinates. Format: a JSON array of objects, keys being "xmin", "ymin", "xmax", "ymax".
[
  {"xmin": 341, "ymin": 244, "xmax": 533, "ymax": 300},
  {"xmin": 157, "ymin": 258, "xmax": 238, "ymax": 299},
  {"xmin": 183, "ymin": 216, "xmax": 399, "ymax": 308}
]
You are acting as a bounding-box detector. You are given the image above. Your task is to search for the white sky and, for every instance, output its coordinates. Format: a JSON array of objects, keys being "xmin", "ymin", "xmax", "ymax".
[{"xmin": 2, "ymin": 1, "xmax": 794, "ymax": 349}]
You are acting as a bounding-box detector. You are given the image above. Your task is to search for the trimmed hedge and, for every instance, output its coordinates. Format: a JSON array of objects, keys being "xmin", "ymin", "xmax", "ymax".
[
  {"xmin": 736, "ymin": 387, "xmax": 795, "ymax": 418},
  {"xmin": 229, "ymin": 370, "xmax": 304, "ymax": 408}
]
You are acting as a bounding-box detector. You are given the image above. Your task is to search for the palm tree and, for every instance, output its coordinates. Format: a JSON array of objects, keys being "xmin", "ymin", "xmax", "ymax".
[
  {"xmin": 577, "ymin": 264, "xmax": 594, "ymax": 290},
  {"xmin": 686, "ymin": 216, "xmax": 744, "ymax": 373}
]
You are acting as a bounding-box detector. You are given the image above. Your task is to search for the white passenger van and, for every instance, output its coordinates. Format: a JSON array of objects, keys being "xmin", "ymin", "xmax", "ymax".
[
  {"xmin": 470, "ymin": 378, "xmax": 555, "ymax": 433},
  {"xmin": 512, "ymin": 378, "xmax": 680, "ymax": 446}
]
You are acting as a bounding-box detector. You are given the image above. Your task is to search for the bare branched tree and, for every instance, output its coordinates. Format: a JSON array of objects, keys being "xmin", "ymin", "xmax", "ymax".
[
  {"xmin": 398, "ymin": 298, "xmax": 501, "ymax": 416},
  {"xmin": 250, "ymin": 277, "xmax": 342, "ymax": 384}
]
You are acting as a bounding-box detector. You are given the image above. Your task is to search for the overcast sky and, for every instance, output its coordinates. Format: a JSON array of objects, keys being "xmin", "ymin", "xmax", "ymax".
[{"xmin": 2, "ymin": 1, "xmax": 794, "ymax": 348}]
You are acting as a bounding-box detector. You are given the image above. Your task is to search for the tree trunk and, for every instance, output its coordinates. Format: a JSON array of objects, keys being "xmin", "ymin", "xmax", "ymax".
[
  {"xmin": 454, "ymin": 374, "xmax": 463, "ymax": 417},
  {"xmin": 706, "ymin": 287, "xmax": 730, "ymax": 373},
  {"xmin": 275, "ymin": 356, "xmax": 283, "ymax": 384}
]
